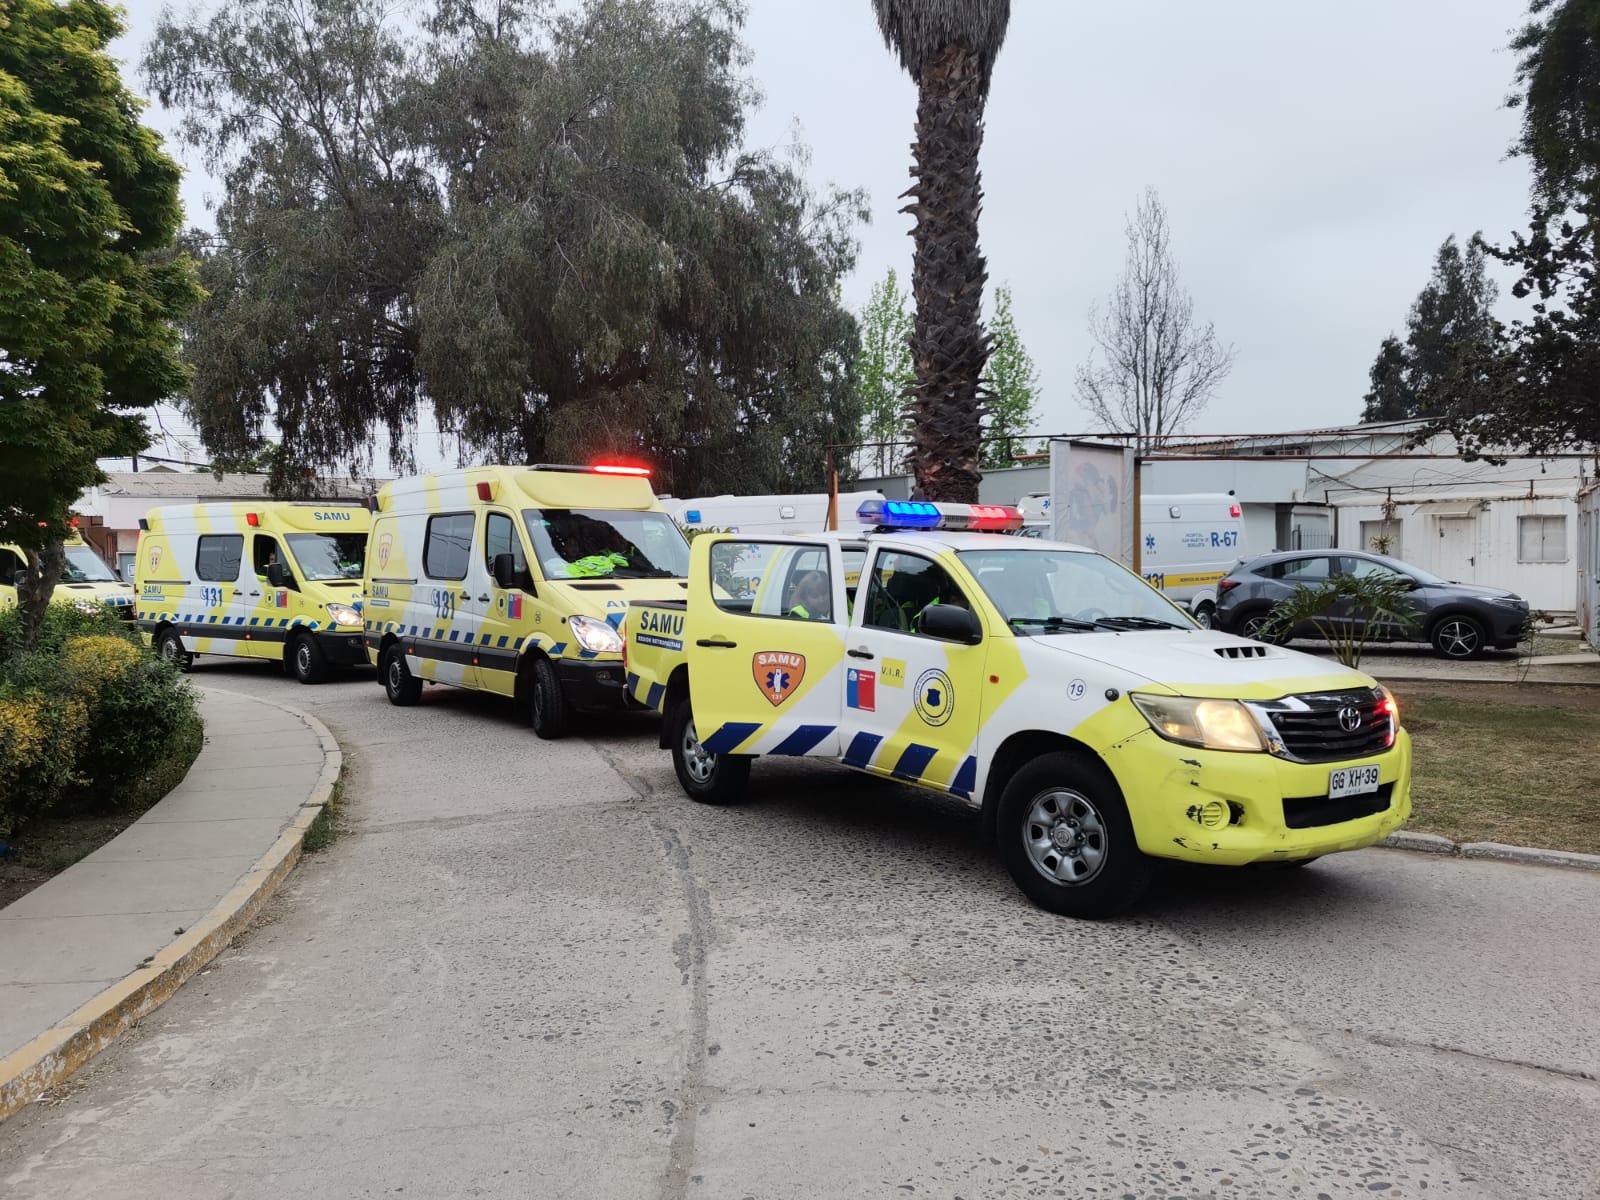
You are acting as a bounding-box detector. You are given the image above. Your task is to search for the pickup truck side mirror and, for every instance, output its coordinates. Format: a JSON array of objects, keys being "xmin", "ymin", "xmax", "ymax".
[
  {"xmin": 266, "ymin": 562, "xmax": 295, "ymax": 589},
  {"xmin": 493, "ymin": 552, "xmax": 533, "ymax": 593},
  {"xmin": 917, "ymin": 602, "xmax": 983, "ymax": 644}
]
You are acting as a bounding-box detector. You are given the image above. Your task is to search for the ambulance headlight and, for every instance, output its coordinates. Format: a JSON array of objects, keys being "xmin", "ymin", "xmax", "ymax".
[
  {"xmin": 1130, "ymin": 694, "xmax": 1266, "ymax": 753},
  {"xmin": 568, "ymin": 614, "xmax": 624, "ymax": 654},
  {"xmin": 71, "ymin": 600, "xmax": 102, "ymax": 615},
  {"xmin": 326, "ymin": 603, "xmax": 363, "ymax": 628}
]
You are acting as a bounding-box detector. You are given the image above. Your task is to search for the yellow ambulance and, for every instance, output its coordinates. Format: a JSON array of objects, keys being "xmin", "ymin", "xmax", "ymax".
[
  {"xmin": 136, "ymin": 502, "xmax": 370, "ymax": 682},
  {"xmin": 0, "ymin": 532, "xmax": 137, "ymax": 619},
  {"xmin": 363, "ymin": 463, "xmax": 691, "ymax": 738}
]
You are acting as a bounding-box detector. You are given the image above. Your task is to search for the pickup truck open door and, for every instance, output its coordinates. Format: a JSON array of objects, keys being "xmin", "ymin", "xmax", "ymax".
[{"xmin": 684, "ymin": 535, "xmax": 848, "ymax": 759}]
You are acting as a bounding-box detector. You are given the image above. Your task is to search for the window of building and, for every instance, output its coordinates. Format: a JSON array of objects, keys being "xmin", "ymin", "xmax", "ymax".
[
  {"xmin": 195, "ymin": 535, "xmax": 244, "ymax": 582},
  {"xmin": 1518, "ymin": 515, "xmax": 1567, "ymax": 563},
  {"xmin": 424, "ymin": 513, "xmax": 475, "ymax": 581}
]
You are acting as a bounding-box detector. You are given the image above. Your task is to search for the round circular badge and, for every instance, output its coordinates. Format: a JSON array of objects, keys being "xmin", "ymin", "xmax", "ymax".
[{"xmin": 913, "ymin": 667, "xmax": 955, "ymax": 727}]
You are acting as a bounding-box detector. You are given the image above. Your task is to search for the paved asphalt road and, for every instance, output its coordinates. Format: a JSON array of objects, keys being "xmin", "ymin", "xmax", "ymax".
[{"xmin": 1, "ymin": 660, "xmax": 1596, "ymax": 1199}]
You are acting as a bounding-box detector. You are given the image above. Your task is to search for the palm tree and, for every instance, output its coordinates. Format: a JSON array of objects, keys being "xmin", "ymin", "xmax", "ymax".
[{"xmin": 871, "ymin": 0, "xmax": 1011, "ymax": 503}]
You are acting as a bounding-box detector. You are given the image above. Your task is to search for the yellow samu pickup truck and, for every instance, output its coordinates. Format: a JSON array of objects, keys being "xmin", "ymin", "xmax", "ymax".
[{"xmin": 622, "ymin": 500, "xmax": 1412, "ymax": 919}]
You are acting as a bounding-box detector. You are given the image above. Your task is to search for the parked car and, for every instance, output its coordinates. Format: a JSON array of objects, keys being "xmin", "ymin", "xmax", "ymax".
[{"xmin": 1215, "ymin": 549, "xmax": 1530, "ymax": 659}]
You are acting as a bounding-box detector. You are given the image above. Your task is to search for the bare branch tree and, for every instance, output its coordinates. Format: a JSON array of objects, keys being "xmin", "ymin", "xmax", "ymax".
[{"xmin": 1075, "ymin": 188, "xmax": 1235, "ymax": 450}]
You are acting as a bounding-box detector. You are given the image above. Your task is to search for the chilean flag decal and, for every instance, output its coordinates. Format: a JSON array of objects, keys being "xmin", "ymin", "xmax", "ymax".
[
  {"xmin": 274, "ymin": 590, "xmax": 289, "ymax": 608},
  {"xmin": 507, "ymin": 593, "xmax": 523, "ymax": 620},
  {"xmin": 846, "ymin": 667, "xmax": 876, "ymax": 712}
]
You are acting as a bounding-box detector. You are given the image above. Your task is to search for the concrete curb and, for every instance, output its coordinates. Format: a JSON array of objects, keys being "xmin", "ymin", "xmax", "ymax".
[
  {"xmin": 0, "ymin": 689, "xmax": 341, "ymax": 1123},
  {"xmin": 1377, "ymin": 831, "xmax": 1600, "ymax": 872}
]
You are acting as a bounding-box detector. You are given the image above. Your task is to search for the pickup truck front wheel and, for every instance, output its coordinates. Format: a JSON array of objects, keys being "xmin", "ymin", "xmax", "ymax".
[
  {"xmin": 997, "ymin": 751, "xmax": 1152, "ymax": 918},
  {"xmin": 669, "ymin": 699, "xmax": 750, "ymax": 805}
]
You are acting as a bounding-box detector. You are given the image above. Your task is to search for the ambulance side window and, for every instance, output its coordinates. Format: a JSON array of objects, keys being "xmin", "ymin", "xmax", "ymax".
[
  {"xmin": 862, "ymin": 551, "xmax": 969, "ymax": 634},
  {"xmin": 252, "ymin": 535, "xmax": 283, "ymax": 579},
  {"xmin": 483, "ymin": 513, "xmax": 527, "ymax": 575},
  {"xmin": 424, "ymin": 513, "xmax": 474, "ymax": 581},
  {"xmin": 196, "ymin": 535, "xmax": 243, "ymax": 582},
  {"xmin": 0, "ymin": 547, "xmax": 25, "ymax": 587}
]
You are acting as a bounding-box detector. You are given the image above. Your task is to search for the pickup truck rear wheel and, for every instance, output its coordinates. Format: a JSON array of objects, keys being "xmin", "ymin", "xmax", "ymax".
[
  {"xmin": 997, "ymin": 751, "xmax": 1152, "ymax": 918},
  {"xmin": 669, "ymin": 699, "xmax": 750, "ymax": 805}
]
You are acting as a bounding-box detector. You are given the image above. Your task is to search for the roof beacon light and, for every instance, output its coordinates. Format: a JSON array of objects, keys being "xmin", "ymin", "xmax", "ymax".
[
  {"xmin": 1229, "ymin": 503, "xmax": 1242, "ymax": 518},
  {"xmin": 246, "ymin": 512, "xmax": 259, "ymax": 527},
  {"xmin": 476, "ymin": 481, "xmax": 495, "ymax": 502},
  {"xmin": 593, "ymin": 463, "xmax": 651, "ymax": 477},
  {"xmin": 856, "ymin": 500, "xmax": 1023, "ymax": 533}
]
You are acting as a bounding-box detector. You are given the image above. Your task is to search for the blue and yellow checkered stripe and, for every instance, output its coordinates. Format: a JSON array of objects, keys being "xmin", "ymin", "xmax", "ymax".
[{"xmin": 140, "ymin": 610, "xmax": 332, "ymax": 631}]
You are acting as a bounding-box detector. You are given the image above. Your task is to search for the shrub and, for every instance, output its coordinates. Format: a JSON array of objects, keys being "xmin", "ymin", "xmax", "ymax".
[
  {"xmin": 0, "ymin": 633, "xmax": 199, "ymax": 836},
  {"xmin": 69, "ymin": 650, "xmax": 198, "ymax": 806},
  {"xmin": 0, "ymin": 603, "xmax": 140, "ymax": 661},
  {"xmin": 0, "ymin": 690, "xmax": 89, "ymax": 838}
]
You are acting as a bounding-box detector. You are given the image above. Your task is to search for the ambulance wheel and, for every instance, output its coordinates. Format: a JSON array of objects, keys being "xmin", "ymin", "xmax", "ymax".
[
  {"xmin": 1192, "ymin": 601, "xmax": 1215, "ymax": 629},
  {"xmin": 381, "ymin": 643, "xmax": 422, "ymax": 706},
  {"xmin": 156, "ymin": 628, "xmax": 192, "ymax": 672},
  {"xmin": 669, "ymin": 699, "xmax": 750, "ymax": 805},
  {"xmin": 287, "ymin": 631, "xmax": 329, "ymax": 684},
  {"xmin": 529, "ymin": 656, "xmax": 570, "ymax": 740},
  {"xmin": 997, "ymin": 751, "xmax": 1152, "ymax": 919}
]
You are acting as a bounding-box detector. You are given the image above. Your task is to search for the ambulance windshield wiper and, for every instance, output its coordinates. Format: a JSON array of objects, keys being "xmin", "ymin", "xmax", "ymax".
[
  {"xmin": 1090, "ymin": 615, "xmax": 1189, "ymax": 630},
  {"xmin": 1007, "ymin": 616, "xmax": 1098, "ymax": 632}
]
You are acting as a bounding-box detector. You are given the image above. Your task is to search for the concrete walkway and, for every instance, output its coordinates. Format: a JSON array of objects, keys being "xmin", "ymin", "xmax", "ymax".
[{"xmin": 0, "ymin": 686, "xmax": 339, "ymax": 1119}]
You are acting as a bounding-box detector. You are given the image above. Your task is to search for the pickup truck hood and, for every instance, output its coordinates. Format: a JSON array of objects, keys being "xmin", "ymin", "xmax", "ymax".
[{"xmin": 1027, "ymin": 629, "xmax": 1375, "ymax": 698}]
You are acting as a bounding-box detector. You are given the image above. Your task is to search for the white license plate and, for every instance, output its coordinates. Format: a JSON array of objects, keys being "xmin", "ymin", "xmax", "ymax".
[{"xmin": 1328, "ymin": 764, "xmax": 1382, "ymax": 800}]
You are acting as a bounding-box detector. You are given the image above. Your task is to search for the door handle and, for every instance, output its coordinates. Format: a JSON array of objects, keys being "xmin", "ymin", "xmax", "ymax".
[
  {"xmin": 248, "ymin": 591, "xmax": 260, "ymax": 597},
  {"xmin": 847, "ymin": 648, "xmax": 874, "ymax": 659},
  {"xmin": 696, "ymin": 638, "xmax": 738, "ymax": 648},
  {"xmin": 477, "ymin": 594, "xmax": 491, "ymax": 603}
]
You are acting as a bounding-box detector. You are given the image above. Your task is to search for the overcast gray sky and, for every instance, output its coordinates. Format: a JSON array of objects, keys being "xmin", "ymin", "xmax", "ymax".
[{"xmin": 112, "ymin": 0, "xmax": 1535, "ymax": 454}]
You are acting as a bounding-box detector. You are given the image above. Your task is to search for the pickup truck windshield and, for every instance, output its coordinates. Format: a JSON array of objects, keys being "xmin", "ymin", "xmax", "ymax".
[
  {"xmin": 60, "ymin": 544, "xmax": 119, "ymax": 583},
  {"xmin": 525, "ymin": 509, "xmax": 690, "ymax": 580},
  {"xmin": 286, "ymin": 533, "xmax": 367, "ymax": 580},
  {"xmin": 958, "ymin": 548, "xmax": 1193, "ymax": 633}
]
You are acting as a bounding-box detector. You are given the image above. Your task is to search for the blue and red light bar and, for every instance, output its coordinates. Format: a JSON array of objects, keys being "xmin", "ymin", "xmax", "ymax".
[{"xmin": 856, "ymin": 500, "xmax": 1024, "ymax": 533}]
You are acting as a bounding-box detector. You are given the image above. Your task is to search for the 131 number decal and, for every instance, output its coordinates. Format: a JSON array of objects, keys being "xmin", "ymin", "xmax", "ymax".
[
  {"xmin": 200, "ymin": 586, "xmax": 224, "ymax": 607},
  {"xmin": 432, "ymin": 589, "xmax": 457, "ymax": 620}
]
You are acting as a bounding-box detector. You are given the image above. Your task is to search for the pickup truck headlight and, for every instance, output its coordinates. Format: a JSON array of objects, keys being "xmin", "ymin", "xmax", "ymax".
[
  {"xmin": 1130, "ymin": 694, "xmax": 1266, "ymax": 753},
  {"xmin": 569, "ymin": 614, "xmax": 624, "ymax": 654},
  {"xmin": 326, "ymin": 603, "xmax": 363, "ymax": 628}
]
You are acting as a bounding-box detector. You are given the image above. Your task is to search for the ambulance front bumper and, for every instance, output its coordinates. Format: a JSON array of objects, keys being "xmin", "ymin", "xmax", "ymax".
[
  {"xmin": 1110, "ymin": 728, "xmax": 1413, "ymax": 866},
  {"xmin": 556, "ymin": 658, "xmax": 631, "ymax": 711},
  {"xmin": 315, "ymin": 629, "xmax": 368, "ymax": 666}
]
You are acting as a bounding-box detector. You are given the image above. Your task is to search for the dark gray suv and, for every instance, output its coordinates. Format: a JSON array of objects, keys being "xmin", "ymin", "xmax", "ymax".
[{"xmin": 1214, "ymin": 549, "xmax": 1530, "ymax": 659}]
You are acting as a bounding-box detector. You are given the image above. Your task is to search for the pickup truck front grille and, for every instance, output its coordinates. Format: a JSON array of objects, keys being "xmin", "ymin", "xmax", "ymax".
[{"xmin": 1250, "ymin": 688, "xmax": 1393, "ymax": 764}]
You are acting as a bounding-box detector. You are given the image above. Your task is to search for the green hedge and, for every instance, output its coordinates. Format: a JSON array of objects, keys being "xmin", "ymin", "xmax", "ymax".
[{"xmin": 0, "ymin": 613, "xmax": 201, "ymax": 840}]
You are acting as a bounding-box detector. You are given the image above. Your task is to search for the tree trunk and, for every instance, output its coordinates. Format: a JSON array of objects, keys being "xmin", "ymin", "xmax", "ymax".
[
  {"xmin": 901, "ymin": 42, "xmax": 991, "ymax": 504},
  {"xmin": 16, "ymin": 542, "xmax": 66, "ymax": 651}
]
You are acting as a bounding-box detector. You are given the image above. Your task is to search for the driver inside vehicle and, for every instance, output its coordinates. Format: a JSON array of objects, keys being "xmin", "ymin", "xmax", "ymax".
[{"xmin": 787, "ymin": 570, "xmax": 831, "ymax": 621}]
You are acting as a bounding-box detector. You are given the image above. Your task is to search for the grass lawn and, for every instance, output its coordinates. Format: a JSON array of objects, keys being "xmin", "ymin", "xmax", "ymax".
[{"xmin": 1400, "ymin": 692, "xmax": 1600, "ymax": 854}]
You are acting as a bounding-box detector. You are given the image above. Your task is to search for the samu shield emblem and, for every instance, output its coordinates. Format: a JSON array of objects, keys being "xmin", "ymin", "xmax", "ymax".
[{"xmin": 753, "ymin": 651, "xmax": 806, "ymax": 706}]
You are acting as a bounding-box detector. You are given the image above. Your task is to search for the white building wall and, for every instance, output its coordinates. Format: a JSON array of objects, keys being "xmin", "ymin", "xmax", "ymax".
[{"xmin": 1335, "ymin": 495, "xmax": 1578, "ymax": 613}]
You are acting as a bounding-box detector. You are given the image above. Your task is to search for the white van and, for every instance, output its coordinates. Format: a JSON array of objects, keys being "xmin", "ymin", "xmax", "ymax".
[
  {"xmin": 667, "ymin": 491, "xmax": 884, "ymax": 537},
  {"xmin": 1015, "ymin": 491, "xmax": 1245, "ymax": 627},
  {"xmin": 1139, "ymin": 493, "xmax": 1244, "ymax": 627}
]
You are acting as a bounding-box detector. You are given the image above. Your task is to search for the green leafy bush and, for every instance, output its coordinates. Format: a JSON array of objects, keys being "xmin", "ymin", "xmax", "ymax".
[
  {"xmin": 0, "ymin": 632, "xmax": 200, "ymax": 837},
  {"xmin": 0, "ymin": 603, "xmax": 140, "ymax": 661}
]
